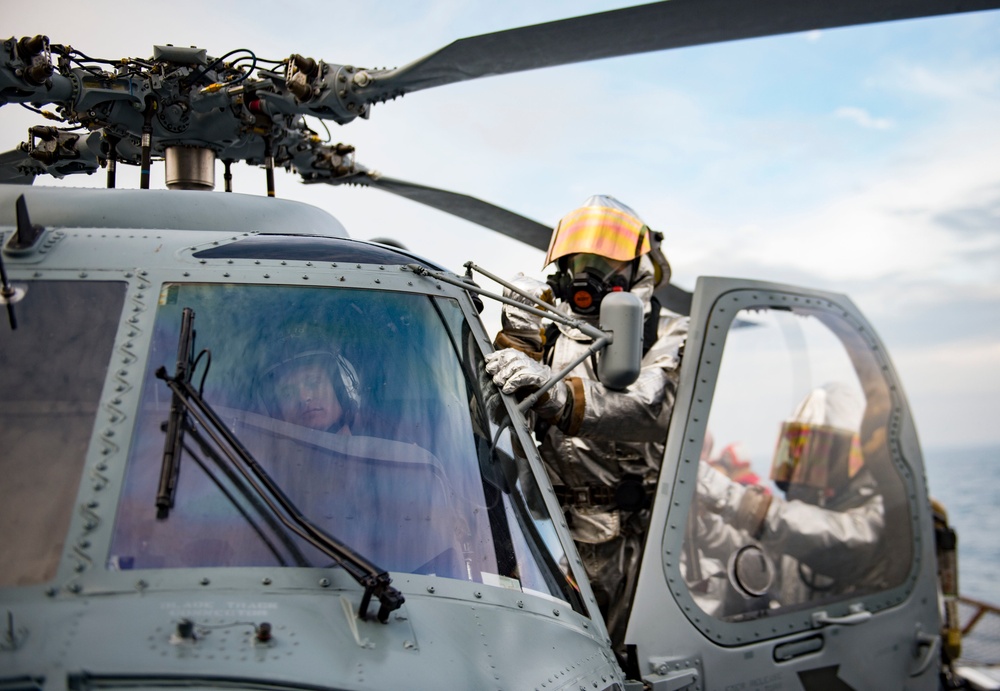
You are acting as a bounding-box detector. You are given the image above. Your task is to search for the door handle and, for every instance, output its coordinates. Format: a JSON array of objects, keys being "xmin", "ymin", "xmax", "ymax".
[
  {"xmin": 911, "ymin": 627, "xmax": 940, "ymax": 677},
  {"xmin": 811, "ymin": 603, "xmax": 872, "ymax": 628}
]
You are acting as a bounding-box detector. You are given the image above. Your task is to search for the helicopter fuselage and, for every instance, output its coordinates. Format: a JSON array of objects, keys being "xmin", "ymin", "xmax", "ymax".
[{"xmin": 0, "ymin": 184, "xmax": 946, "ymax": 691}]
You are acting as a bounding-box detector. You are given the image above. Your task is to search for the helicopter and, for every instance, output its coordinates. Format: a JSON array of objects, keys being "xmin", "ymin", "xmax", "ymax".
[{"xmin": 2, "ymin": 1, "xmax": 1000, "ymax": 690}]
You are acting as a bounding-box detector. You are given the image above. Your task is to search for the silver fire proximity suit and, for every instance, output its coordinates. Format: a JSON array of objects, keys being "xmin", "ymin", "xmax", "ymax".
[
  {"xmin": 543, "ymin": 291, "xmax": 687, "ymax": 647},
  {"xmin": 487, "ymin": 250, "xmax": 688, "ymax": 650}
]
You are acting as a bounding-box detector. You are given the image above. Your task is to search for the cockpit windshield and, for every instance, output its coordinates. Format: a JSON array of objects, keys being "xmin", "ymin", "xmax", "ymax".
[{"xmin": 109, "ymin": 283, "xmax": 580, "ymax": 608}]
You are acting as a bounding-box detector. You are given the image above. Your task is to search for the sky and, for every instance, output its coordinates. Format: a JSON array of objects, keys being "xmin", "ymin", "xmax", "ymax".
[{"xmin": 2, "ymin": 1, "xmax": 999, "ymax": 452}]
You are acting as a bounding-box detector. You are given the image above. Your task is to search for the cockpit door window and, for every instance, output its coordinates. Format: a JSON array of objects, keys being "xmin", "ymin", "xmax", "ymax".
[{"xmin": 677, "ymin": 302, "xmax": 915, "ymax": 632}]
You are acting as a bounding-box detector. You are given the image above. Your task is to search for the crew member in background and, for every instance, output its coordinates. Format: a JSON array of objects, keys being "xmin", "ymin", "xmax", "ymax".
[{"xmin": 693, "ymin": 382, "xmax": 886, "ymax": 616}]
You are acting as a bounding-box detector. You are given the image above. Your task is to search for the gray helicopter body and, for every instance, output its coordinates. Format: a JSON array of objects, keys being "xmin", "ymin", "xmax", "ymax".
[
  {"xmin": 2, "ymin": 1, "xmax": 997, "ymax": 687},
  {"xmin": 0, "ymin": 183, "xmax": 945, "ymax": 691}
]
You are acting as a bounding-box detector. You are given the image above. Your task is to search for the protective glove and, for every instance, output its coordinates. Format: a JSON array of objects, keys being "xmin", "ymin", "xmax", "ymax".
[
  {"xmin": 494, "ymin": 273, "xmax": 554, "ymax": 357},
  {"xmin": 697, "ymin": 462, "xmax": 772, "ymax": 539},
  {"xmin": 484, "ymin": 348, "xmax": 567, "ymax": 419},
  {"xmin": 697, "ymin": 461, "xmax": 740, "ymax": 517}
]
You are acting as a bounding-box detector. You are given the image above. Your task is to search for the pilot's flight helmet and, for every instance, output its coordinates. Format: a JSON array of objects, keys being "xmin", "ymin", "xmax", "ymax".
[
  {"xmin": 770, "ymin": 382, "xmax": 865, "ymax": 501},
  {"xmin": 544, "ymin": 195, "xmax": 671, "ymax": 315},
  {"xmin": 256, "ymin": 331, "xmax": 361, "ymax": 428}
]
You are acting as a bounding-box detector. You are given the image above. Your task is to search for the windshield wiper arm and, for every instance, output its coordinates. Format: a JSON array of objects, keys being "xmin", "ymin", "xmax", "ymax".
[
  {"xmin": 154, "ymin": 309, "xmax": 404, "ymax": 623},
  {"xmin": 159, "ymin": 373, "xmax": 406, "ymax": 621}
]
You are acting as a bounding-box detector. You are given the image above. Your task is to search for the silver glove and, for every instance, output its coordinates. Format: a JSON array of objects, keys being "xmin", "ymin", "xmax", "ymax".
[
  {"xmin": 697, "ymin": 462, "xmax": 772, "ymax": 538},
  {"xmin": 697, "ymin": 461, "xmax": 741, "ymax": 518},
  {"xmin": 501, "ymin": 273, "xmax": 554, "ymax": 336},
  {"xmin": 484, "ymin": 348, "xmax": 567, "ymax": 418}
]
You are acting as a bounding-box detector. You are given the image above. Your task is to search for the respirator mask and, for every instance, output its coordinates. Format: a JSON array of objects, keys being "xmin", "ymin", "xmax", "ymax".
[{"xmin": 547, "ymin": 253, "xmax": 634, "ymax": 316}]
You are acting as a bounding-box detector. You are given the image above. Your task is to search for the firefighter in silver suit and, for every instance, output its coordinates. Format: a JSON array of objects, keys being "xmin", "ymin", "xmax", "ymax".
[{"xmin": 485, "ymin": 195, "xmax": 688, "ymax": 651}]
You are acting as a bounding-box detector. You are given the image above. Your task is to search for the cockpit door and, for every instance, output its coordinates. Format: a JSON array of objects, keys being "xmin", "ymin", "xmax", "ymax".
[{"xmin": 625, "ymin": 277, "xmax": 941, "ymax": 690}]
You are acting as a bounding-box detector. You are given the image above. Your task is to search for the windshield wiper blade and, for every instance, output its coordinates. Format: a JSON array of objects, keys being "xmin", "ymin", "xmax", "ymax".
[
  {"xmin": 155, "ymin": 307, "xmax": 195, "ymax": 519},
  {"xmin": 154, "ymin": 309, "xmax": 404, "ymax": 623},
  {"xmin": 160, "ymin": 373, "xmax": 406, "ymax": 621}
]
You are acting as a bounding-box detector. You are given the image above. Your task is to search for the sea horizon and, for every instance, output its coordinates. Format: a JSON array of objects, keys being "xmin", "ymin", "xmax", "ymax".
[{"xmin": 923, "ymin": 442, "xmax": 999, "ymax": 606}]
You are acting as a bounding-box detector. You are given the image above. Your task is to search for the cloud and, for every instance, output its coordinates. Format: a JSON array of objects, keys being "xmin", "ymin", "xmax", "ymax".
[
  {"xmin": 934, "ymin": 189, "xmax": 1000, "ymax": 238},
  {"xmin": 886, "ymin": 61, "xmax": 1000, "ymax": 102},
  {"xmin": 892, "ymin": 338, "xmax": 1000, "ymax": 448},
  {"xmin": 834, "ymin": 106, "xmax": 894, "ymax": 130}
]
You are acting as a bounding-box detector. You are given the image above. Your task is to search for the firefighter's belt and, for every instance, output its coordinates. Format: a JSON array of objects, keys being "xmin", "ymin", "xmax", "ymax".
[
  {"xmin": 554, "ymin": 477, "xmax": 653, "ymax": 512},
  {"xmin": 555, "ymin": 484, "xmax": 616, "ymax": 506}
]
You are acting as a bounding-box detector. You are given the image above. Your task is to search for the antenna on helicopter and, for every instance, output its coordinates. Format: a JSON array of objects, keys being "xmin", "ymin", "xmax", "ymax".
[{"xmin": 0, "ymin": 195, "xmax": 42, "ymax": 329}]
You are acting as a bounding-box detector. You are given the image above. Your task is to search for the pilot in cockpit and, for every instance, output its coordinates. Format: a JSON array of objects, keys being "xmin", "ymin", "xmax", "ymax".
[
  {"xmin": 251, "ymin": 332, "xmax": 467, "ymax": 579},
  {"xmin": 257, "ymin": 336, "xmax": 361, "ymax": 435}
]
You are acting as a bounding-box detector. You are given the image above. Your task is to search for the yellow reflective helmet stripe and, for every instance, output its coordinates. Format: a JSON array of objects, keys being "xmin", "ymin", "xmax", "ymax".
[{"xmin": 544, "ymin": 204, "xmax": 652, "ymax": 267}]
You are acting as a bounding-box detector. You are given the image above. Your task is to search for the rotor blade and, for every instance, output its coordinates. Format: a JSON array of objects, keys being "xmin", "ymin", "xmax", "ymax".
[
  {"xmin": 347, "ymin": 174, "xmax": 695, "ymax": 315},
  {"xmin": 0, "ymin": 148, "xmax": 40, "ymax": 185},
  {"xmin": 352, "ymin": 175, "xmax": 554, "ymax": 251},
  {"xmin": 656, "ymin": 282, "xmax": 693, "ymax": 316},
  {"xmin": 367, "ymin": 0, "xmax": 1000, "ymax": 98}
]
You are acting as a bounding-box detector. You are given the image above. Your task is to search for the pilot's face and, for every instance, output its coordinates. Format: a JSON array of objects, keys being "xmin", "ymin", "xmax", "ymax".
[{"xmin": 274, "ymin": 362, "xmax": 343, "ymax": 430}]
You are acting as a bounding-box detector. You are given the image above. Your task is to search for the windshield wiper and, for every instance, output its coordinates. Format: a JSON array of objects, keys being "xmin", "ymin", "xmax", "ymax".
[
  {"xmin": 155, "ymin": 306, "xmax": 194, "ymax": 519},
  {"xmin": 155, "ymin": 307, "xmax": 405, "ymax": 623}
]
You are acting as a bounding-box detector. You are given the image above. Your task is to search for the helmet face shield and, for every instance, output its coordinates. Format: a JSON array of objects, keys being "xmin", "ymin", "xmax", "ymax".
[
  {"xmin": 770, "ymin": 421, "xmax": 863, "ymax": 495},
  {"xmin": 565, "ymin": 253, "xmax": 631, "ymax": 282},
  {"xmin": 544, "ymin": 196, "xmax": 652, "ymax": 268},
  {"xmin": 544, "ymin": 196, "xmax": 670, "ymax": 315}
]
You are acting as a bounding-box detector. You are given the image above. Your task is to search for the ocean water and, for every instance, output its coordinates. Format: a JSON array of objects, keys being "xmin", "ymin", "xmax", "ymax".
[{"xmin": 924, "ymin": 444, "xmax": 1000, "ymax": 606}]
